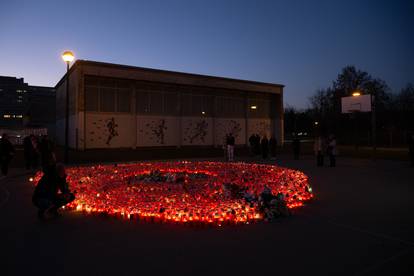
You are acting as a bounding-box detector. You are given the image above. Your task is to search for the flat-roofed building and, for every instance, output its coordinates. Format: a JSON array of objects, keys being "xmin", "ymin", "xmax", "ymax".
[
  {"xmin": 55, "ymin": 60, "xmax": 284, "ymax": 150},
  {"xmin": 0, "ymin": 76, "xmax": 55, "ymax": 131}
]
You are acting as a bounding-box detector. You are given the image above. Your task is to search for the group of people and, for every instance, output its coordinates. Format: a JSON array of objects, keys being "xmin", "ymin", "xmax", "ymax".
[
  {"xmin": 249, "ymin": 134, "xmax": 278, "ymax": 159},
  {"xmin": 0, "ymin": 133, "xmax": 56, "ymax": 177},
  {"xmin": 314, "ymin": 134, "xmax": 338, "ymax": 167},
  {"xmin": 224, "ymin": 133, "xmax": 278, "ymax": 162},
  {"xmin": 24, "ymin": 135, "xmax": 74, "ymax": 219},
  {"xmin": 0, "ymin": 132, "xmax": 74, "ymax": 220}
]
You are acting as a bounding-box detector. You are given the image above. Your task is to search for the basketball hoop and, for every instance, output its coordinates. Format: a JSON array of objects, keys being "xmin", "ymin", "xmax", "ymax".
[{"xmin": 341, "ymin": 95, "xmax": 371, "ymax": 113}]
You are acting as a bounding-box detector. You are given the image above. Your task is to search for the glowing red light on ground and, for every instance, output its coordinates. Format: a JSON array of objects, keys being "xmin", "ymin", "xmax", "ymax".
[{"xmin": 32, "ymin": 161, "xmax": 313, "ymax": 225}]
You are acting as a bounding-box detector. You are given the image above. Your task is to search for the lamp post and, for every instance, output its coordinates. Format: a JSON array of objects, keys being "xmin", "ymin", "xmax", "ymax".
[
  {"xmin": 371, "ymin": 92, "xmax": 376, "ymax": 160},
  {"xmin": 352, "ymin": 90, "xmax": 376, "ymax": 159},
  {"xmin": 62, "ymin": 51, "xmax": 75, "ymax": 164}
]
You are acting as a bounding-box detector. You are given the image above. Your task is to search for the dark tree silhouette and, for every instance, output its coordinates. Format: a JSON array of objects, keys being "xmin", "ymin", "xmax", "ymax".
[{"xmin": 303, "ymin": 66, "xmax": 414, "ymax": 146}]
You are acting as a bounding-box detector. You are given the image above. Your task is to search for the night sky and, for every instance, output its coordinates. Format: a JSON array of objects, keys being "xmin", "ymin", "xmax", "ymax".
[{"xmin": 0, "ymin": 0, "xmax": 413, "ymax": 108}]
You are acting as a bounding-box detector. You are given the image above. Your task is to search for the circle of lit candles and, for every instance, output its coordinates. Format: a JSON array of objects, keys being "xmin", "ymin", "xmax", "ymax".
[{"xmin": 31, "ymin": 161, "xmax": 313, "ymax": 225}]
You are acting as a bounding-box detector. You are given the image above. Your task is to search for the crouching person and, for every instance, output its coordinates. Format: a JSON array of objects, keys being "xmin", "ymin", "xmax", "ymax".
[
  {"xmin": 269, "ymin": 193, "xmax": 290, "ymax": 218},
  {"xmin": 259, "ymin": 187, "xmax": 290, "ymax": 221},
  {"xmin": 32, "ymin": 163, "xmax": 75, "ymax": 220}
]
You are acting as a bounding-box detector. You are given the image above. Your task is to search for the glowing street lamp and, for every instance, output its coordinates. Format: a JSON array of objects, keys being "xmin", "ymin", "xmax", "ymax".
[
  {"xmin": 352, "ymin": 91, "xmax": 361, "ymax": 97},
  {"xmin": 62, "ymin": 50, "xmax": 75, "ymax": 164},
  {"xmin": 62, "ymin": 51, "xmax": 75, "ymax": 63}
]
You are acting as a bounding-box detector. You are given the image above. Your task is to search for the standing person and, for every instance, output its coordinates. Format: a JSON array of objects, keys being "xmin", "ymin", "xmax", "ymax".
[
  {"xmin": 40, "ymin": 135, "xmax": 56, "ymax": 171},
  {"xmin": 314, "ymin": 136, "xmax": 324, "ymax": 167},
  {"xmin": 292, "ymin": 136, "xmax": 301, "ymax": 160},
  {"xmin": 327, "ymin": 134, "xmax": 337, "ymax": 167},
  {"xmin": 261, "ymin": 135, "xmax": 269, "ymax": 159},
  {"xmin": 249, "ymin": 134, "xmax": 256, "ymax": 156},
  {"xmin": 23, "ymin": 135, "xmax": 33, "ymax": 170},
  {"xmin": 269, "ymin": 136, "xmax": 277, "ymax": 159},
  {"xmin": 30, "ymin": 135, "xmax": 40, "ymax": 169},
  {"xmin": 226, "ymin": 133, "xmax": 235, "ymax": 162},
  {"xmin": 222, "ymin": 134, "xmax": 228, "ymax": 161},
  {"xmin": 0, "ymin": 133, "xmax": 15, "ymax": 177},
  {"xmin": 409, "ymin": 133, "xmax": 414, "ymax": 167},
  {"xmin": 254, "ymin": 134, "xmax": 261, "ymax": 156}
]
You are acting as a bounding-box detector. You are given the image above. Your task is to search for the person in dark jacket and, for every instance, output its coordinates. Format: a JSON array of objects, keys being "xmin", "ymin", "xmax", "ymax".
[
  {"xmin": 30, "ymin": 135, "xmax": 40, "ymax": 169},
  {"xmin": 23, "ymin": 135, "xmax": 33, "ymax": 170},
  {"xmin": 0, "ymin": 133, "xmax": 15, "ymax": 176},
  {"xmin": 39, "ymin": 135, "xmax": 56, "ymax": 172},
  {"xmin": 249, "ymin": 134, "xmax": 256, "ymax": 156},
  {"xmin": 292, "ymin": 136, "xmax": 301, "ymax": 160},
  {"xmin": 226, "ymin": 133, "xmax": 235, "ymax": 162},
  {"xmin": 32, "ymin": 163, "xmax": 75, "ymax": 219},
  {"xmin": 409, "ymin": 133, "xmax": 414, "ymax": 167},
  {"xmin": 314, "ymin": 136, "xmax": 324, "ymax": 167},
  {"xmin": 254, "ymin": 134, "xmax": 261, "ymax": 156},
  {"xmin": 327, "ymin": 134, "xmax": 337, "ymax": 167},
  {"xmin": 269, "ymin": 136, "xmax": 277, "ymax": 159},
  {"xmin": 261, "ymin": 135, "xmax": 269, "ymax": 159}
]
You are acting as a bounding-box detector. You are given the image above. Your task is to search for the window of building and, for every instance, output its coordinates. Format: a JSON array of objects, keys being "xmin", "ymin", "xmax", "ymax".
[
  {"xmin": 202, "ymin": 95, "xmax": 214, "ymax": 116},
  {"xmin": 181, "ymin": 94, "xmax": 192, "ymax": 116},
  {"xmin": 100, "ymin": 88, "xmax": 116, "ymax": 112},
  {"xmin": 180, "ymin": 94, "xmax": 214, "ymax": 116},
  {"xmin": 100, "ymin": 78, "xmax": 117, "ymax": 88},
  {"xmin": 84, "ymin": 76, "xmax": 100, "ymax": 86},
  {"xmin": 248, "ymin": 98, "xmax": 270, "ymax": 118},
  {"xmin": 136, "ymin": 91, "xmax": 150, "ymax": 113},
  {"xmin": 117, "ymin": 89, "xmax": 131, "ymax": 112},
  {"xmin": 164, "ymin": 92, "xmax": 178, "ymax": 115},
  {"xmin": 149, "ymin": 91, "xmax": 163, "ymax": 114},
  {"xmin": 191, "ymin": 95, "xmax": 203, "ymax": 115},
  {"xmin": 216, "ymin": 96, "xmax": 245, "ymax": 117},
  {"xmin": 85, "ymin": 86, "xmax": 99, "ymax": 111}
]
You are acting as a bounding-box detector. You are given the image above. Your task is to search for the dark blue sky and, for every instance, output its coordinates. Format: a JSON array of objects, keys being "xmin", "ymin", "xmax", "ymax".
[{"xmin": 1, "ymin": 0, "xmax": 413, "ymax": 108}]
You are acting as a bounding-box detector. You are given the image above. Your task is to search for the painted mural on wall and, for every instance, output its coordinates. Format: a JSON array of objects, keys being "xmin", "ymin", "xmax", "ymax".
[
  {"xmin": 183, "ymin": 119, "xmax": 209, "ymax": 144},
  {"xmin": 105, "ymin": 117, "xmax": 119, "ymax": 145},
  {"xmin": 139, "ymin": 119, "xmax": 168, "ymax": 144},
  {"xmin": 88, "ymin": 117, "xmax": 119, "ymax": 146},
  {"xmin": 137, "ymin": 116, "xmax": 178, "ymax": 147}
]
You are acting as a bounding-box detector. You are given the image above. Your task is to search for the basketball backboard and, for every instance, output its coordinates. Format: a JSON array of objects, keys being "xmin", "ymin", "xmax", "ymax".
[{"xmin": 341, "ymin": 94, "xmax": 372, "ymax": 113}]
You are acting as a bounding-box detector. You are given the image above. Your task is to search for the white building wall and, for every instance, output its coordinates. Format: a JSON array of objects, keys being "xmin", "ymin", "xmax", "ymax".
[{"xmin": 81, "ymin": 114, "xmax": 263, "ymax": 149}]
